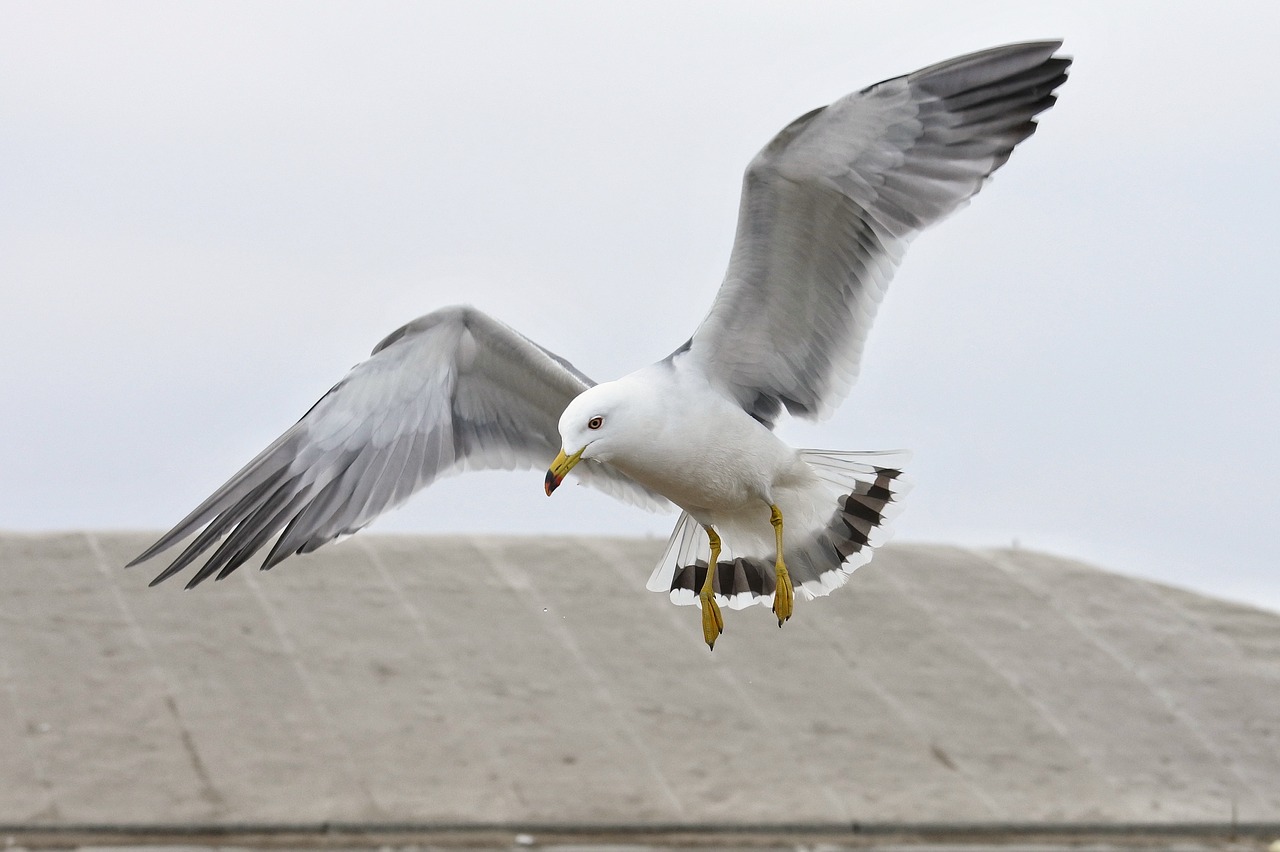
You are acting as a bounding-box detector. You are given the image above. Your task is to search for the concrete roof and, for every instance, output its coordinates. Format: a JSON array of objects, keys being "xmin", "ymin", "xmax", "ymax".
[{"xmin": 2, "ymin": 531, "xmax": 1278, "ymax": 830}]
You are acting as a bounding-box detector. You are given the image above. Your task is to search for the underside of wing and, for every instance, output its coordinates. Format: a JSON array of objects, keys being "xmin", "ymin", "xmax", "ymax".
[
  {"xmin": 683, "ymin": 41, "xmax": 1070, "ymax": 426},
  {"xmin": 130, "ymin": 306, "xmax": 664, "ymax": 587}
]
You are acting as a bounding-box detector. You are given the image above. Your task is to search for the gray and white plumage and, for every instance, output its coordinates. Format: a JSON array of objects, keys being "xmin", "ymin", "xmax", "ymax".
[
  {"xmin": 691, "ymin": 41, "xmax": 1069, "ymax": 426},
  {"xmin": 133, "ymin": 308, "xmax": 667, "ymax": 587},
  {"xmin": 132, "ymin": 41, "xmax": 1070, "ymax": 607}
]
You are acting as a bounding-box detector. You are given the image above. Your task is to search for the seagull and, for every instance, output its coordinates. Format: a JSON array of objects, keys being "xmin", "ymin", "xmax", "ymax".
[{"xmin": 131, "ymin": 41, "xmax": 1071, "ymax": 649}]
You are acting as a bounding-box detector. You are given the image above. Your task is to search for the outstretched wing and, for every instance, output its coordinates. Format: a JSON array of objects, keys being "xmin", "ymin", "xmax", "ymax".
[
  {"xmin": 130, "ymin": 305, "xmax": 666, "ymax": 587},
  {"xmin": 682, "ymin": 41, "xmax": 1071, "ymax": 426}
]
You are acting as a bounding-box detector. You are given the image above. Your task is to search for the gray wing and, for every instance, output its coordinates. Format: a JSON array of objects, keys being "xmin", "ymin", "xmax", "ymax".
[
  {"xmin": 130, "ymin": 305, "xmax": 666, "ymax": 587},
  {"xmin": 681, "ymin": 41, "xmax": 1070, "ymax": 426}
]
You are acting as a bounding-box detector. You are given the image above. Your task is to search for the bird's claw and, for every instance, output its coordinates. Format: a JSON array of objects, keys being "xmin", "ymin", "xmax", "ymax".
[
  {"xmin": 700, "ymin": 591, "xmax": 724, "ymax": 650},
  {"xmin": 773, "ymin": 563, "xmax": 794, "ymax": 627}
]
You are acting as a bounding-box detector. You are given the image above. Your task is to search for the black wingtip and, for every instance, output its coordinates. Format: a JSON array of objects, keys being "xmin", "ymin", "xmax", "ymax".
[{"xmin": 148, "ymin": 561, "xmax": 188, "ymax": 587}]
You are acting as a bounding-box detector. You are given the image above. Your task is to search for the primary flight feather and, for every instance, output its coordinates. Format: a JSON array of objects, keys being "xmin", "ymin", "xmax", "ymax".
[{"xmin": 132, "ymin": 41, "xmax": 1071, "ymax": 648}]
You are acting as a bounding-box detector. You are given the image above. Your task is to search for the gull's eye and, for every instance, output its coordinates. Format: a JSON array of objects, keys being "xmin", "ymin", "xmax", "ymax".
[{"xmin": 588, "ymin": 416, "xmax": 604, "ymax": 430}]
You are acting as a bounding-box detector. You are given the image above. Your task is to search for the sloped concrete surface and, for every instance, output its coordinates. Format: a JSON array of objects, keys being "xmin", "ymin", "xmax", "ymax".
[{"xmin": 1, "ymin": 532, "xmax": 1277, "ymax": 828}]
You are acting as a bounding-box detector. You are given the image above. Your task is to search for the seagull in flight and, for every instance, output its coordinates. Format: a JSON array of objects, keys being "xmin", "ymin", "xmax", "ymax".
[{"xmin": 131, "ymin": 41, "xmax": 1071, "ymax": 649}]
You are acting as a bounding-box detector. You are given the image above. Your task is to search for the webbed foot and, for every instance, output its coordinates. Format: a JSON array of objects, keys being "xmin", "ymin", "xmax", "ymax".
[
  {"xmin": 699, "ymin": 525, "xmax": 725, "ymax": 650},
  {"xmin": 773, "ymin": 561, "xmax": 794, "ymax": 626},
  {"xmin": 700, "ymin": 590, "xmax": 724, "ymax": 649}
]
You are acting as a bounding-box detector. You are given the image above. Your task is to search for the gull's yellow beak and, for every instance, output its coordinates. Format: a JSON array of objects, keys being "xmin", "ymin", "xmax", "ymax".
[{"xmin": 544, "ymin": 447, "xmax": 584, "ymax": 496}]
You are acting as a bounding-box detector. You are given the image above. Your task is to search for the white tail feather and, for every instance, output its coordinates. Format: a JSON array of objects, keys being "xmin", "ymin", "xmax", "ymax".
[{"xmin": 647, "ymin": 449, "xmax": 911, "ymax": 609}]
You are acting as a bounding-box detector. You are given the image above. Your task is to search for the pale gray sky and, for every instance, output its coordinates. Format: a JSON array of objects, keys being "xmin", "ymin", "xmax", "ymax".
[{"xmin": 3, "ymin": 2, "xmax": 1277, "ymax": 612}]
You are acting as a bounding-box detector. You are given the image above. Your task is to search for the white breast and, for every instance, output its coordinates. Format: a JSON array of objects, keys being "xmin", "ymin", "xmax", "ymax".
[{"xmin": 602, "ymin": 365, "xmax": 803, "ymax": 518}]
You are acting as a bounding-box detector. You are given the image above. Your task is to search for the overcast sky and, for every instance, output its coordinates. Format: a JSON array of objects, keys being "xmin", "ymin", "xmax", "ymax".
[{"xmin": 3, "ymin": 2, "xmax": 1277, "ymax": 613}]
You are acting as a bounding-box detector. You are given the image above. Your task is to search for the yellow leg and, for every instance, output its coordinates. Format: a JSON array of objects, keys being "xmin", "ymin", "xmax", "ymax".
[
  {"xmin": 699, "ymin": 525, "xmax": 724, "ymax": 650},
  {"xmin": 770, "ymin": 505, "xmax": 793, "ymax": 626}
]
